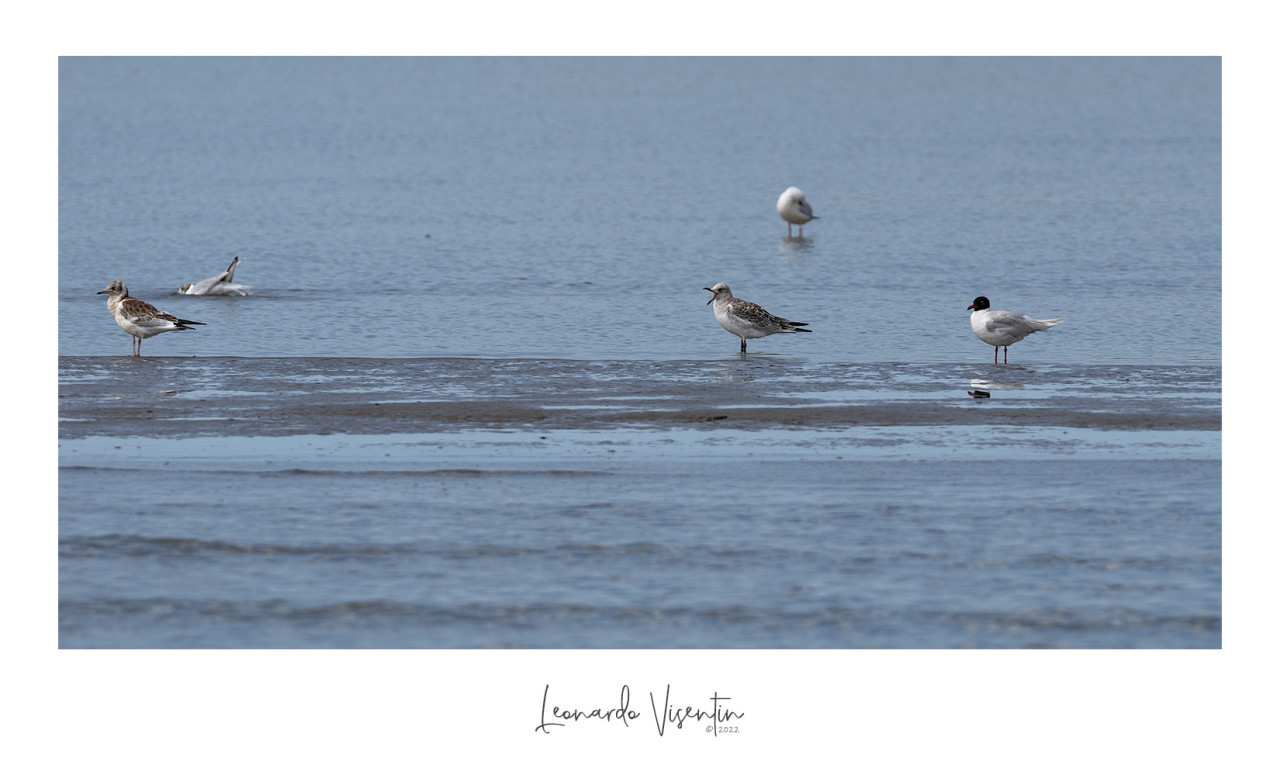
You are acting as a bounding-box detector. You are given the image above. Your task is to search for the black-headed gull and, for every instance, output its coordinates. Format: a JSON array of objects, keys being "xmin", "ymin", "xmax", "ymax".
[
  {"xmin": 704, "ymin": 282, "xmax": 811, "ymax": 354},
  {"xmin": 777, "ymin": 186, "xmax": 818, "ymax": 237},
  {"xmin": 98, "ymin": 280, "xmax": 205, "ymax": 356},
  {"xmin": 178, "ymin": 256, "xmax": 252, "ymax": 296},
  {"xmin": 967, "ymin": 296, "xmax": 1062, "ymax": 364}
]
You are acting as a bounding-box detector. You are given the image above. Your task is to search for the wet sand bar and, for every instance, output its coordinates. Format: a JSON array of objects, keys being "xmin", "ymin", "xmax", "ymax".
[{"xmin": 58, "ymin": 357, "xmax": 1222, "ymax": 439}]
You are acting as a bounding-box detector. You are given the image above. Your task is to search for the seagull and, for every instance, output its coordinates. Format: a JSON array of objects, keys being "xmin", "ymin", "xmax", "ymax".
[
  {"xmin": 967, "ymin": 296, "xmax": 1063, "ymax": 364},
  {"xmin": 178, "ymin": 256, "xmax": 252, "ymax": 295},
  {"xmin": 98, "ymin": 280, "xmax": 206, "ymax": 356},
  {"xmin": 777, "ymin": 187, "xmax": 818, "ymax": 237},
  {"xmin": 704, "ymin": 282, "xmax": 811, "ymax": 354}
]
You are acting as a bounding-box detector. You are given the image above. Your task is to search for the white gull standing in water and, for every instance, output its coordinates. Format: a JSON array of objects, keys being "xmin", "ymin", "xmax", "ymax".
[
  {"xmin": 98, "ymin": 280, "xmax": 206, "ymax": 356},
  {"xmin": 967, "ymin": 296, "xmax": 1062, "ymax": 364},
  {"xmin": 777, "ymin": 187, "xmax": 818, "ymax": 237},
  {"xmin": 178, "ymin": 256, "xmax": 252, "ymax": 296},
  {"xmin": 704, "ymin": 282, "xmax": 811, "ymax": 354}
]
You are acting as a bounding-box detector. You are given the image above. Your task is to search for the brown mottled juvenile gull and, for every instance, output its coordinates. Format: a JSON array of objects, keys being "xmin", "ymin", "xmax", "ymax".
[
  {"xmin": 98, "ymin": 280, "xmax": 205, "ymax": 356},
  {"xmin": 704, "ymin": 282, "xmax": 811, "ymax": 354}
]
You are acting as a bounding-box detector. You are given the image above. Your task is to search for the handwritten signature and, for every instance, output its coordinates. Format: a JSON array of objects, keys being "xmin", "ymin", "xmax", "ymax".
[{"xmin": 535, "ymin": 684, "xmax": 744, "ymax": 736}]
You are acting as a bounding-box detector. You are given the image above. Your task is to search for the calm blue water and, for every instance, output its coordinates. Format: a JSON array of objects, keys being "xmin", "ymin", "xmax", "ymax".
[{"xmin": 58, "ymin": 57, "xmax": 1221, "ymax": 648}]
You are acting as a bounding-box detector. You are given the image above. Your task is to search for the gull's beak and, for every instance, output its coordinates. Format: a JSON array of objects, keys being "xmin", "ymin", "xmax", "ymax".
[
  {"xmin": 966, "ymin": 304, "xmax": 975, "ymax": 311},
  {"xmin": 97, "ymin": 289, "xmax": 109, "ymax": 295},
  {"xmin": 704, "ymin": 287, "xmax": 715, "ymax": 305}
]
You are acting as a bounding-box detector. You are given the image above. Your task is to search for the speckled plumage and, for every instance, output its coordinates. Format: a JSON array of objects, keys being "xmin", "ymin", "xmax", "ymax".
[
  {"xmin": 98, "ymin": 280, "xmax": 205, "ymax": 356},
  {"xmin": 704, "ymin": 282, "xmax": 811, "ymax": 353}
]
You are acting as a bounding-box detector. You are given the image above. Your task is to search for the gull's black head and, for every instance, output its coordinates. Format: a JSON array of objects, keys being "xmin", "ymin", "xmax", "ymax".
[{"xmin": 968, "ymin": 296, "xmax": 990, "ymax": 312}]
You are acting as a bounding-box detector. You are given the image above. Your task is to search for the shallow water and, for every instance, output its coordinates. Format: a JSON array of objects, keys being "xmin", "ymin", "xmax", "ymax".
[
  {"xmin": 58, "ymin": 57, "xmax": 1221, "ymax": 648},
  {"xmin": 59, "ymin": 356, "xmax": 1220, "ymax": 648},
  {"xmin": 60, "ymin": 56, "xmax": 1220, "ymax": 364}
]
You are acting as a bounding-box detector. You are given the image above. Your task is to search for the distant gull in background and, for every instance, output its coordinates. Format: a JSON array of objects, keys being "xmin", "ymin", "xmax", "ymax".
[
  {"xmin": 98, "ymin": 280, "xmax": 205, "ymax": 356},
  {"xmin": 777, "ymin": 187, "xmax": 818, "ymax": 237},
  {"xmin": 178, "ymin": 256, "xmax": 252, "ymax": 296},
  {"xmin": 967, "ymin": 296, "xmax": 1062, "ymax": 364},
  {"xmin": 704, "ymin": 282, "xmax": 811, "ymax": 354}
]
